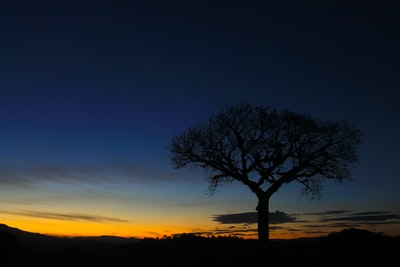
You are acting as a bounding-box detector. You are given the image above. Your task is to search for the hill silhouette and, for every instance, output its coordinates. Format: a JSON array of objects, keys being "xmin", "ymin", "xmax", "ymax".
[{"xmin": 0, "ymin": 223, "xmax": 398, "ymax": 266}]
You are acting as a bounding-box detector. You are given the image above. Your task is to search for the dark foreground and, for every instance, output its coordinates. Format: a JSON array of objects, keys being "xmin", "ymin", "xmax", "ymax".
[{"xmin": 1, "ymin": 225, "xmax": 399, "ymax": 266}]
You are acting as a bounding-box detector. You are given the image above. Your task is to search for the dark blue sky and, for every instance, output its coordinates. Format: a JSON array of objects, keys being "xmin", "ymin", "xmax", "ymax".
[{"xmin": 0, "ymin": 1, "xmax": 399, "ymax": 238}]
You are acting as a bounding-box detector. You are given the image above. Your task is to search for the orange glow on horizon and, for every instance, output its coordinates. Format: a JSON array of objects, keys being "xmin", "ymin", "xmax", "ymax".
[
  {"xmin": 3, "ymin": 215, "xmax": 396, "ymax": 240},
  {"xmin": 2, "ymin": 216, "xmax": 223, "ymax": 239},
  {"xmin": 2, "ymin": 217, "xmax": 329, "ymax": 240}
]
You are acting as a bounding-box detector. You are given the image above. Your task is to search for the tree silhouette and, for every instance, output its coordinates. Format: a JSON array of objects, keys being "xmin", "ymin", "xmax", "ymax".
[{"xmin": 169, "ymin": 102, "xmax": 362, "ymax": 243}]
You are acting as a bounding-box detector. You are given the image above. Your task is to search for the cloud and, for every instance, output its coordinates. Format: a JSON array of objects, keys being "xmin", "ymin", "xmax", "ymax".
[
  {"xmin": 318, "ymin": 210, "xmax": 400, "ymax": 223},
  {"xmin": 180, "ymin": 225, "xmax": 260, "ymax": 238},
  {"xmin": 304, "ymin": 210, "xmax": 352, "ymax": 215},
  {"xmin": 212, "ymin": 210, "xmax": 296, "ymax": 225},
  {"xmin": 206, "ymin": 209, "xmax": 400, "ymax": 238},
  {"xmin": 0, "ymin": 162, "xmax": 180, "ymax": 187},
  {"xmin": 0, "ymin": 165, "xmax": 110, "ymax": 186},
  {"xmin": 300, "ymin": 210, "xmax": 400, "ymax": 235},
  {"xmin": 0, "ymin": 209, "xmax": 128, "ymax": 223}
]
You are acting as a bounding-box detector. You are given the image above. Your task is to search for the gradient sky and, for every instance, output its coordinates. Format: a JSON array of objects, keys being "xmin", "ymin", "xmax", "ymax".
[{"xmin": 0, "ymin": 1, "xmax": 399, "ymax": 239}]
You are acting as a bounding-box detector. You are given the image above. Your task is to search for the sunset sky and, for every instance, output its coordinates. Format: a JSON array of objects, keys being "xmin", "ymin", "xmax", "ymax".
[{"xmin": 0, "ymin": 1, "xmax": 399, "ymax": 239}]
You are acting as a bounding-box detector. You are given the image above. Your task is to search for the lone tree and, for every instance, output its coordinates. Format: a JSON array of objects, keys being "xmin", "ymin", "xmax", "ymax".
[{"xmin": 169, "ymin": 102, "xmax": 362, "ymax": 243}]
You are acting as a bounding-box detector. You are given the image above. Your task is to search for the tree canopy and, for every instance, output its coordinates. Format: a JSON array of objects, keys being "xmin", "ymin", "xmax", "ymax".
[{"xmin": 169, "ymin": 102, "xmax": 362, "ymax": 242}]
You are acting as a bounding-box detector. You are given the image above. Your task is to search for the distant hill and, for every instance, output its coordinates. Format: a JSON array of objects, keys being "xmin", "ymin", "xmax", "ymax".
[
  {"xmin": 0, "ymin": 223, "xmax": 60, "ymax": 242},
  {"xmin": 0, "ymin": 223, "xmax": 138, "ymax": 252},
  {"xmin": 0, "ymin": 223, "xmax": 138, "ymax": 240}
]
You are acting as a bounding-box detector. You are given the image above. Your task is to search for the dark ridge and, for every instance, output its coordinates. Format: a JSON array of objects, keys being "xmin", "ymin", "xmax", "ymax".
[{"xmin": 1, "ymin": 224, "xmax": 398, "ymax": 266}]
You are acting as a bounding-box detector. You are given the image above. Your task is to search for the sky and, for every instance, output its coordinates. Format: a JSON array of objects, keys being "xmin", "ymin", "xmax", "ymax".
[{"xmin": 0, "ymin": 1, "xmax": 399, "ymax": 240}]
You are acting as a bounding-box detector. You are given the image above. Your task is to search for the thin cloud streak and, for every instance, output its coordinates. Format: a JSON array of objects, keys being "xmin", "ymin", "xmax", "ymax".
[
  {"xmin": 212, "ymin": 210, "xmax": 296, "ymax": 225},
  {"xmin": 0, "ymin": 165, "xmax": 113, "ymax": 186},
  {"xmin": 0, "ymin": 209, "xmax": 129, "ymax": 223},
  {"xmin": 320, "ymin": 214, "xmax": 400, "ymax": 222},
  {"xmin": 304, "ymin": 210, "xmax": 353, "ymax": 215},
  {"xmin": 0, "ymin": 163, "xmax": 181, "ymax": 187}
]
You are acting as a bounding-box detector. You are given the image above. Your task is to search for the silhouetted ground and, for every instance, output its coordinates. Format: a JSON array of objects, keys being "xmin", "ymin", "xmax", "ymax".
[{"xmin": 1, "ymin": 225, "xmax": 398, "ymax": 266}]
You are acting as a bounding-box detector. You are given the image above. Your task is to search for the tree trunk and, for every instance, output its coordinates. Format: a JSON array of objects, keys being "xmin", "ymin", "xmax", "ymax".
[{"xmin": 256, "ymin": 196, "xmax": 270, "ymax": 243}]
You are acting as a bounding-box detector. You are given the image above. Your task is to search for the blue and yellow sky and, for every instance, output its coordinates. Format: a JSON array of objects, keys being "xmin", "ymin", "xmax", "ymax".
[{"xmin": 0, "ymin": 1, "xmax": 399, "ymax": 239}]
